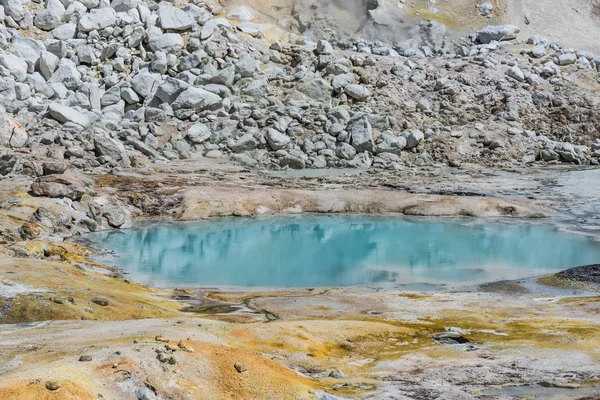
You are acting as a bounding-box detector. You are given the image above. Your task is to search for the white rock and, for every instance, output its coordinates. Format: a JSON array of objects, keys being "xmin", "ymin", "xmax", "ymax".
[
  {"xmin": 171, "ymin": 87, "xmax": 222, "ymax": 111},
  {"xmin": 344, "ymin": 84, "xmax": 370, "ymax": 101},
  {"xmin": 316, "ymin": 39, "xmax": 333, "ymax": 55},
  {"xmin": 531, "ymin": 45, "xmax": 546, "ymax": 58},
  {"xmin": 48, "ymin": 61, "xmax": 81, "ymax": 90},
  {"xmin": 265, "ymin": 128, "xmax": 290, "ymax": 150},
  {"xmin": 226, "ymin": 5, "xmax": 254, "ymax": 21},
  {"xmin": 52, "ymin": 23, "xmax": 77, "ymax": 40},
  {"xmin": 0, "ymin": 54, "xmax": 27, "ymax": 81},
  {"xmin": 506, "ymin": 65, "xmax": 525, "ymax": 82},
  {"xmin": 155, "ymin": 77, "xmax": 188, "ymax": 103},
  {"xmin": 120, "ymin": 87, "xmax": 139, "ymax": 104},
  {"xmin": 65, "ymin": 1, "xmax": 86, "ymax": 21},
  {"xmin": 34, "ymin": 9, "xmax": 61, "ymax": 30},
  {"xmin": 348, "ymin": 115, "xmax": 373, "ymax": 152},
  {"xmin": 11, "ymin": 36, "xmax": 45, "ymax": 71},
  {"xmin": 557, "ymin": 53, "xmax": 577, "ymax": 66},
  {"xmin": 131, "ymin": 70, "xmax": 161, "ymax": 98},
  {"xmin": 14, "ymin": 82, "xmax": 30, "ymax": 100},
  {"xmin": 1, "ymin": 0, "xmax": 25, "ymax": 21},
  {"xmin": 200, "ymin": 18, "xmax": 229, "ymax": 40},
  {"xmin": 39, "ymin": 51, "xmax": 59, "ymax": 80},
  {"xmin": 187, "ymin": 122, "xmax": 212, "ymax": 143},
  {"xmin": 78, "ymin": 8, "xmax": 116, "ymax": 32},
  {"xmin": 477, "ymin": 25, "xmax": 520, "ymax": 44},
  {"xmin": 48, "ymin": 103, "xmax": 90, "ymax": 127},
  {"xmin": 404, "ymin": 129, "xmax": 424, "ymax": 149},
  {"xmin": 45, "ymin": 0, "xmax": 65, "ymax": 15},
  {"xmin": 157, "ymin": 2, "xmax": 195, "ymax": 31},
  {"xmin": 148, "ymin": 32, "xmax": 184, "ymax": 54},
  {"xmin": 110, "ymin": 0, "xmax": 138, "ymax": 12}
]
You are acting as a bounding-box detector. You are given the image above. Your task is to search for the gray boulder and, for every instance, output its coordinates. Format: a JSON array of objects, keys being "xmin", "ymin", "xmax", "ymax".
[
  {"xmin": 94, "ymin": 130, "xmax": 131, "ymax": 167},
  {"xmin": 39, "ymin": 51, "xmax": 59, "ymax": 80},
  {"xmin": 30, "ymin": 173, "xmax": 87, "ymax": 200},
  {"xmin": 171, "ymin": 87, "xmax": 222, "ymax": 111},
  {"xmin": 265, "ymin": 128, "xmax": 290, "ymax": 150},
  {"xmin": 0, "ymin": 112, "xmax": 27, "ymax": 147},
  {"xmin": 78, "ymin": 8, "xmax": 116, "ymax": 32},
  {"xmin": 316, "ymin": 39, "xmax": 333, "ymax": 55},
  {"xmin": 235, "ymin": 57, "xmax": 257, "ymax": 78},
  {"xmin": 158, "ymin": 2, "xmax": 195, "ymax": 31},
  {"xmin": 48, "ymin": 62, "xmax": 81, "ymax": 90},
  {"xmin": 51, "ymin": 23, "xmax": 76, "ymax": 40},
  {"xmin": 0, "ymin": 54, "xmax": 27, "ymax": 81},
  {"xmin": 506, "ymin": 66, "xmax": 525, "ymax": 82},
  {"xmin": 155, "ymin": 77, "xmax": 188, "ymax": 103},
  {"xmin": 48, "ymin": 103, "xmax": 90, "ymax": 127},
  {"xmin": 148, "ymin": 33, "xmax": 184, "ymax": 54},
  {"xmin": 477, "ymin": 25, "xmax": 520, "ymax": 44},
  {"xmin": 231, "ymin": 133, "xmax": 257, "ymax": 153},
  {"xmin": 11, "ymin": 36, "xmax": 45, "ymax": 70},
  {"xmin": 344, "ymin": 84, "xmax": 370, "ymax": 101},
  {"xmin": 348, "ymin": 116, "xmax": 374, "ymax": 152},
  {"xmin": 34, "ymin": 10, "xmax": 61, "ymax": 30},
  {"xmin": 111, "ymin": 0, "xmax": 139, "ymax": 12},
  {"xmin": 557, "ymin": 53, "xmax": 577, "ymax": 66},
  {"xmin": 131, "ymin": 71, "xmax": 161, "ymax": 98},
  {"xmin": 404, "ymin": 129, "xmax": 424, "ymax": 149},
  {"xmin": 1, "ymin": 0, "xmax": 25, "ymax": 21},
  {"xmin": 187, "ymin": 123, "xmax": 212, "ymax": 144},
  {"xmin": 376, "ymin": 131, "xmax": 407, "ymax": 155},
  {"xmin": 336, "ymin": 142, "xmax": 357, "ymax": 160}
]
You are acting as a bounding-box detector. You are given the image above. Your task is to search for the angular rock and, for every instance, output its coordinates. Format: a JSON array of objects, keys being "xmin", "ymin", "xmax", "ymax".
[
  {"xmin": 344, "ymin": 84, "xmax": 370, "ymax": 101},
  {"xmin": 111, "ymin": 0, "xmax": 139, "ymax": 12},
  {"xmin": 48, "ymin": 62, "xmax": 81, "ymax": 90},
  {"xmin": 155, "ymin": 77, "xmax": 188, "ymax": 103},
  {"xmin": 34, "ymin": 10, "xmax": 61, "ymax": 31},
  {"xmin": 39, "ymin": 51, "xmax": 60, "ymax": 80},
  {"xmin": 316, "ymin": 39, "xmax": 333, "ymax": 55},
  {"xmin": 506, "ymin": 66, "xmax": 525, "ymax": 82},
  {"xmin": 78, "ymin": 8, "xmax": 116, "ymax": 32},
  {"xmin": 30, "ymin": 173, "xmax": 87, "ymax": 200},
  {"xmin": 158, "ymin": 2, "xmax": 195, "ymax": 31},
  {"xmin": 171, "ymin": 87, "xmax": 222, "ymax": 112},
  {"xmin": 131, "ymin": 71, "xmax": 161, "ymax": 98},
  {"xmin": 0, "ymin": 54, "xmax": 27, "ymax": 81},
  {"xmin": 48, "ymin": 103, "xmax": 90, "ymax": 127},
  {"xmin": 348, "ymin": 116, "xmax": 374, "ymax": 153},
  {"xmin": 404, "ymin": 129, "xmax": 424, "ymax": 149},
  {"xmin": 265, "ymin": 128, "xmax": 290, "ymax": 150},
  {"xmin": 336, "ymin": 142, "xmax": 357, "ymax": 160},
  {"xmin": 94, "ymin": 130, "xmax": 131, "ymax": 167},
  {"xmin": 187, "ymin": 123, "xmax": 212, "ymax": 144},
  {"xmin": 148, "ymin": 33, "xmax": 184, "ymax": 54},
  {"xmin": 477, "ymin": 25, "xmax": 520, "ymax": 44},
  {"xmin": 377, "ymin": 131, "xmax": 407, "ymax": 155},
  {"xmin": 231, "ymin": 133, "xmax": 257, "ymax": 153}
]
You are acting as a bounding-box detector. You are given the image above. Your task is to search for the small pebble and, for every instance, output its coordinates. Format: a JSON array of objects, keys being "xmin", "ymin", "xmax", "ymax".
[
  {"xmin": 234, "ymin": 361, "xmax": 247, "ymax": 373},
  {"xmin": 45, "ymin": 380, "xmax": 61, "ymax": 391}
]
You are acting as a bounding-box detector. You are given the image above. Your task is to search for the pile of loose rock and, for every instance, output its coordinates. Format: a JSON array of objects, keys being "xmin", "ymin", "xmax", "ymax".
[{"xmin": 0, "ymin": 0, "xmax": 599, "ymax": 178}]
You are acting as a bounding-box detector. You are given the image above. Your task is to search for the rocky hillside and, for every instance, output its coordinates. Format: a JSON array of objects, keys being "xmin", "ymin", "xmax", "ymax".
[{"xmin": 0, "ymin": 0, "xmax": 600, "ymax": 178}]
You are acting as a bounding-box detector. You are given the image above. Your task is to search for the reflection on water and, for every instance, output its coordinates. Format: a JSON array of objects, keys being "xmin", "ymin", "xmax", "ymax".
[{"xmin": 84, "ymin": 216, "xmax": 600, "ymax": 288}]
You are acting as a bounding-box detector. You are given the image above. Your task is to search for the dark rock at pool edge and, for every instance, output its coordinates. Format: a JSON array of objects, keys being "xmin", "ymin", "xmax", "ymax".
[{"xmin": 555, "ymin": 264, "xmax": 600, "ymax": 284}]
